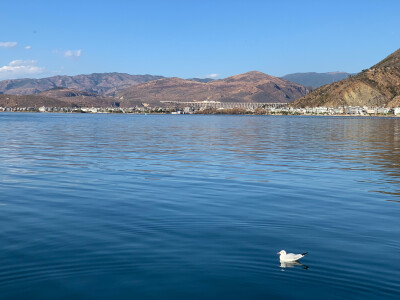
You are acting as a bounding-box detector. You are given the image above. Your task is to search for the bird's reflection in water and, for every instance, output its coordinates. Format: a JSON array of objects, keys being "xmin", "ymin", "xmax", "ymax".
[{"xmin": 280, "ymin": 260, "xmax": 309, "ymax": 270}]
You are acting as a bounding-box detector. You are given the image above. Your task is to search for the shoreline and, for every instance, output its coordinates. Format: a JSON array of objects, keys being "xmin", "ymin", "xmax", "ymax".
[
  {"xmin": 1, "ymin": 110, "xmax": 399, "ymax": 118},
  {"xmin": 2, "ymin": 103, "xmax": 399, "ymax": 117}
]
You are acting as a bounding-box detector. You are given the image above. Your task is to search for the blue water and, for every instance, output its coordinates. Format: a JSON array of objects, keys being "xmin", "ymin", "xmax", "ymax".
[{"xmin": 0, "ymin": 113, "xmax": 399, "ymax": 299}]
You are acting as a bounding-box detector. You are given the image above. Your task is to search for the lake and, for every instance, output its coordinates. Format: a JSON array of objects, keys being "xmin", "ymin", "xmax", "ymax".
[{"xmin": 0, "ymin": 113, "xmax": 399, "ymax": 299}]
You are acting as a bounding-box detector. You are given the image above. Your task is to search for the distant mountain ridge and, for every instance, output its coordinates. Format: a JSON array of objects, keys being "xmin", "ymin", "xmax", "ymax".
[
  {"xmin": 293, "ymin": 48, "xmax": 400, "ymax": 107},
  {"xmin": 117, "ymin": 71, "xmax": 309, "ymax": 106},
  {"xmin": 281, "ymin": 72, "xmax": 355, "ymax": 88},
  {"xmin": 0, "ymin": 73, "xmax": 164, "ymax": 96}
]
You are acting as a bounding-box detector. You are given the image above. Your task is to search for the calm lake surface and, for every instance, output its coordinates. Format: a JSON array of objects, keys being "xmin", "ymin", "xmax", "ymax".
[{"xmin": 1, "ymin": 113, "xmax": 400, "ymax": 299}]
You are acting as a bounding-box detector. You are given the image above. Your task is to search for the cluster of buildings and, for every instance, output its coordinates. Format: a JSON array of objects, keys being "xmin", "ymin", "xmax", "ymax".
[
  {"xmin": 0, "ymin": 106, "xmax": 172, "ymax": 114},
  {"xmin": 177, "ymin": 105, "xmax": 400, "ymax": 116},
  {"xmin": 274, "ymin": 106, "xmax": 400, "ymax": 116},
  {"xmin": 1, "ymin": 104, "xmax": 400, "ymax": 116}
]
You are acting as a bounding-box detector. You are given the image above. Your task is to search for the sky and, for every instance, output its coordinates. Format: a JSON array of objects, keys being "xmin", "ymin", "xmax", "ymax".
[{"xmin": 1, "ymin": 0, "xmax": 400, "ymax": 80}]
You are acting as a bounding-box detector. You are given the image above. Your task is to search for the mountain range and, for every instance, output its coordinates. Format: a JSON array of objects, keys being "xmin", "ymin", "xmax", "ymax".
[
  {"xmin": 293, "ymin": 48, "xmax": 400, "ymax": 107},
  {"xmin": 0, "ymin": 71, "xmax": 310, "ymax": 107},
  {"xmin": 116, "ymin": 71, "xmax": 308, "ymax": 106},
  {"xmin": 3, "ymin": 51, "xmax": 398, "ymax": 109},
  {"xmin": 0, "ymin": 73, "xmax": 164, "ymax": 96}
]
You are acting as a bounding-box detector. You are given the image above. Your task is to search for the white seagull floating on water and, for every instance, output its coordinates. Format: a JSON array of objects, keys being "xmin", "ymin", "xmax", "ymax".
[{"xmin": 277, "ymin": 250, "xmax": 308, "ymax": 262}]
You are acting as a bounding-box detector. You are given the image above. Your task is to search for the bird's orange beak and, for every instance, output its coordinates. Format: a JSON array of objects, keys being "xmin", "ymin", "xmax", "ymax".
[{"xmin": 277, "ymin": 252, "xmax": 280, "ymax": 254}]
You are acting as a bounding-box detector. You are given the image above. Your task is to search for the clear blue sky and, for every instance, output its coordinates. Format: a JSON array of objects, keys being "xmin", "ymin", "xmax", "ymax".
[{"xmin": 1, "ymin": 0, "xmax": 399, "ymax": 80}]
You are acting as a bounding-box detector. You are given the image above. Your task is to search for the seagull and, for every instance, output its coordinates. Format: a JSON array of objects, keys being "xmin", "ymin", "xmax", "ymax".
[{"xmin": 277, "ymin": 250, "xmax": 308, "ymax": 262}]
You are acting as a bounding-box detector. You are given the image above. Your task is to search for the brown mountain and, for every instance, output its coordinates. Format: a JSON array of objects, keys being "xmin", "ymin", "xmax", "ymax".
[
  {"xmin": 37, "ymin": 88, "xmax": 119, "ymax": 107},
  {"xmin": 0, "ymin": 88, "xmax": 121, "ymax": 108},
  {"xmin": 0, "ymin": 73, "xmax": 164, "ymax": 96},
  {"xmin": 0, "ymin": 94, "xmax": 67, "ymax": 108},
  {"xmin": 293, "ymin": 48, "xmax": 400, "ymax": 107},
  {"xmin": 117, "ymin": 71, "xmax": 308, "ymax": 106}
]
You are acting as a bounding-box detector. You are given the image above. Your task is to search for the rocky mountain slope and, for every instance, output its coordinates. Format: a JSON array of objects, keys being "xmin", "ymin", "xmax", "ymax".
[
  {"xmin": 293, "ymin": 48, "xmax": 400, "ymax": 108},
  {"xmin": 0, "ymin": 88, "xmax": 121, "ymax": 108},
  {"xmin": 117, "ymin": 71, "xmax": 308, "ymax": 106},
  {"xmin": 0, "ymin": 94, "xmax": 67, "ymax": 108},
  {"xmin": 0, "ymin": 73, "xmax": 164, "ymax": 96},
  {"xmin": 282, "ymin": 72, "xmax": 355, "ymax": 89},
  {"xmin": 37, "ymin": 88, "xmax": 119, "ymax": 107}
]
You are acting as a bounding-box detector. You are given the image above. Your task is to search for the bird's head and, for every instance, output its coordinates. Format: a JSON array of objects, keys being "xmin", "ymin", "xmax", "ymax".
[{"xmin": 277, "ymin": 250, "xmax": 286, "ymax": 255}]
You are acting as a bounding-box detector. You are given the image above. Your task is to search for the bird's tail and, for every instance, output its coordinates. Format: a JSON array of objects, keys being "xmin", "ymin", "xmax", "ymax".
[{"xmin": 302, "ymin": 252, "xmax": 308, "ymax": 256}]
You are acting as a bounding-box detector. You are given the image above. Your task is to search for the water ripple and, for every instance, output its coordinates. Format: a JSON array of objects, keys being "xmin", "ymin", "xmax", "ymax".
[{"xmin": 1, "ymin": 114, "xmax": 400, "ymax": 299}]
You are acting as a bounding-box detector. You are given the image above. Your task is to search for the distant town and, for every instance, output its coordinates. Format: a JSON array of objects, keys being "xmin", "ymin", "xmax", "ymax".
[{"xmin": 1, "ymin": 101, "xmax": 400, "ymax": 117}]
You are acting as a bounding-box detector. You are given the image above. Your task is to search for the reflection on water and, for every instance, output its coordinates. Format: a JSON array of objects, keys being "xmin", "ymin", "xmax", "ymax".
[
  {"xmin": 0, "ymin": 114, "xmax": 400, "ymax": 299},
  {"xmin": 280, "ymin": 260, "xmax": 309, "ymax": 270}
]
